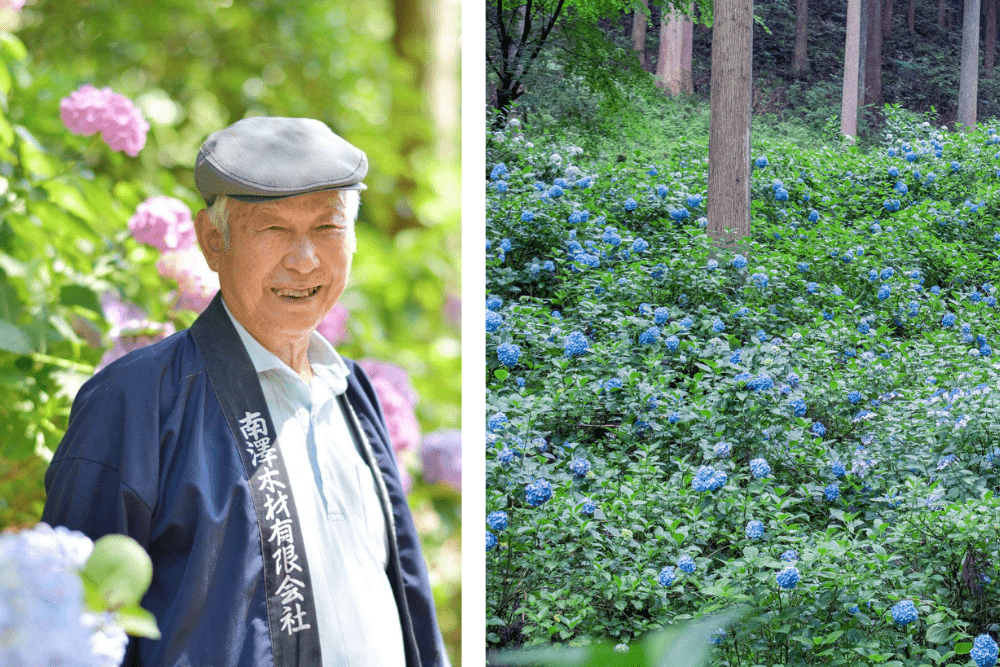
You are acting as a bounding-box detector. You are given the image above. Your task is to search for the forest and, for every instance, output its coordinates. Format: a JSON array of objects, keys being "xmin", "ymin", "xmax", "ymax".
[{"xmin": 486, "ymin": 0, "xmax": 1000, "ymax": 665}]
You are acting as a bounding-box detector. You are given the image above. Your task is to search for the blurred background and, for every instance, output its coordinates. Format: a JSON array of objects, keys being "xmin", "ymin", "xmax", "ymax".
[{"xmin": 0, "ymin": 0, "xmax": 460, "ymax": 662}]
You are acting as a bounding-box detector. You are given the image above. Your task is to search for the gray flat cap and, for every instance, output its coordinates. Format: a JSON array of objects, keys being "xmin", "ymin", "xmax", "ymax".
[{"xmin": 195, "ymin": 116, "xmax": 367, "ymax": 206}]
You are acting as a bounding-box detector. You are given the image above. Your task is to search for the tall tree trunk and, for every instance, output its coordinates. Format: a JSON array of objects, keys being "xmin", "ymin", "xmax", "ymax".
[
  {"xmin": 866, "ymin": 0, "xmax": 884, "ymax": 107},
  {"xmin": 841, "ymin": 0, "xmax": 862, "ymax": 137},
  {"xmin": 857, "ymin": 0, "xmax": 868, "ymax": 123},
  {"xmin": 938, "ymin": 0, "xmax": 948, "ymax": 26},
  {"xmin": 909, "ymin": 0, "xmax": 916, "ymax": 32},
  {"xmin": 986, "ymin": 0, "xmax": 997, "ymax": 77},
  {"xmin": 883, "ymin": 0, "xmax": 895, "ymax": 35},
  {"xmin": 793, "ymin": 0, "xmax": 809, "ymax": 75},
  {"xmin": 957, "ymin": 0, "xmax": 982, "ymax": 128},
  {"xmin": 707, "ymin": 0, "xmax": 753, "ymax": 247},
  {"xmin": 632, "ymin": 0, "xmax": 649, "ymax": 69},
  {"xmin": 681, "ymin": 5, "xmax": 694, "ymax": 93},
  {"xmin": 655, "ymin": 13, "xmax": 669, "ymax": 90},
  {"xmin": 657, "ymin": 5, "xmax": 694, "ymax": 94}
]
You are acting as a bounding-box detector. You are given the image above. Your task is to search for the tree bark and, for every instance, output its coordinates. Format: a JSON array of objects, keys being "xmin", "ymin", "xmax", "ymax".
[
  {"xmin": 866, "ymin": 0, "xmax": 884, "ymax": 107},
  {"xmin": 883, "ymin": 0, "xmax": 895, "ymax": 35},
  {"xmin": 957, "ymin": 0, "xmax": 982, "ymax": 128},
  {"xmin": 986, "ymin": 0, "xmax": 997, "ymax": 77},
  {"xmin": 707, "ymin": 0, "xmax": 753, "ymax": 247},
  {"xmin": 938, "ymin": 0, "xmax": 948, "ymax": 26},
  {"xmin": 632, "ymin": 0, "xmax": 649, "ymax": 69},
  {"xmin": 657, "ymin": 5, "xmax": 694, "ymax": 94},
  {"xmin": 841, "ymin": 0, "xmax": 862, "ymax": 137},
  {"xmin": 793, "ymin": 0, "xmax": 809, "ymax": 75},
  {"xmin": 909, "ymin": 0, "xmax": 916, "ymax": 32}
]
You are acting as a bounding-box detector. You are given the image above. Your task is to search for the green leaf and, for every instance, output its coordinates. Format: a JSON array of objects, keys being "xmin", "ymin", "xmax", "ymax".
[
  {"xmin": 0, "ymin": 319, "xmax": 31, "ymax": 354},
  {"xmin": 59, "ymin": 284, "xmax": 102, "ymax": 314},
  {"xmin": 0, "ymin": 33, "xmax": 27, "ymax": 62},
  {"xmin": 495, "ymin": 368, "xmax": 509, "ymax": 382},
  {"xmin": 924, "ymin": 622, "xmax": 951, "ymax": 644},
  {"xmin": 954, "ymin": 642, "xmax": 972, "ymax": 654},
  {"xmin": 80, "ymin": 534, "xmax": 154, "ymax": 610},
  {"xmin": 115, "ymin": 603, "xmax": 162, "ymax": 639}
]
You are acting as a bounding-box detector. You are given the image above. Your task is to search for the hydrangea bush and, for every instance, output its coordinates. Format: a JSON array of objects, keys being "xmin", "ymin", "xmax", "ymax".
[{"xmin": 486, "ymin": 114, "xmax": 1000, "ymax": 665}]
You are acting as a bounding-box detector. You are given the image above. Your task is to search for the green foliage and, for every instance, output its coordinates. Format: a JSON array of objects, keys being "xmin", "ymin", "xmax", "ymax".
[
  {"xmin": 81, "ymin": 534, "xmax": 160, "ymax": 639},
  {"xmin": 486, "ymin": 112, "xmax": 1000, "ymax": 664}
]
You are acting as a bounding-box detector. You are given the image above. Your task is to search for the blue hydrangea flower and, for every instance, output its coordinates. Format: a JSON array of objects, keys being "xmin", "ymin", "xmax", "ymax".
[
  {"xmin": 486, "ymin": 310, "xmax": 502, "ymax": 333},
  {"xmin": 569, "ymin": 457, "xmax": 591, "ymax": 477},
  {"xmin": 774, "ymin": 187, "xmax": 789, "ymax": 201},
  {"xmin": 971, "ymin": 634, "xmax": 999, "ymax": 667},
  {"xmin": 796, "ymin": 262, "xmax": 809, "ymax": 273},
  {"xmin": 670, "ymin": 207, "xmax": 690, "ymax": 221},
  {"xmin": 824, "ymin": 483, "xmax": 839, "ymax": 501},
  {"xmin": 812, "ymin": 421, "xmax": 827, "ymax": 437},
  {"xmin": 624, "ymin": 197, "xmax": 637, "ymax": 211},
  {"xmin": 880, "ymin": 267, "xmax": 895, "ymax": 280},
  {"xmin": 665, "ymin": 335, "xmax": 679, "ymax": 352},
  {"xmin": 488, "ymin": 412, "xmax": 508, "ymax": 432},
  {"xmin": 894, "ymin": 181, "xmax": 908, "ymax": 196},
  {"xmin": 521, "ymin": 211, "xmax": 534, "ymax": 223},
  {"xmin": 657, "ymin": 184, "xmax": 669, "ymax": 197},
  {"xmin": 808, "ymin": 209, "xmax": 819, "ymax": 222},
  {"xmin": 497, "ymin": 343, "xmax": 521, "ymax": 367},
  {"xmin": 790, "ymin": 398, "xmax": 807, "ymax": 417},
  {"xmin": 781, "ymin": 549, "xmax": 798, "ymax": 562},
  {"xmin": 548, "ymin": 185, "xmax": 564, "ymax": 198},
  {"xmin": 647, "ymin": 165, "xmax": 658, "ymax": 176},
  {"xmin": 832, "ymin": 462, "xmax": 847, "ymax": 477},
  {"xmin": 806, "ymin": 281, "xmax": 819, "ymax": 294},
  {"xmin": 532, "ymin": 437, "xmax": 548, "ymax": 451},
  {"xmin": 658, "ymin": 565, "xmax": 676, "ymax": 586},
  {"xmin": 751, "ymin": 273, "xmax": 769, "ymax": 290},
  {"xmin": 486, "ymin": 530, "xmax": 497, "ymax": 550},
  {"xmin": 890, "ymin": 599, "xmax": 918, "ymax": 626},
  {"xmin": 678, "ymin": 315, "xmax": 693, "ymax": 330},
  {"xmin": 878, "ymin": 285, "xmax": 891, "ymax": 300},
  {"xmin": 730, "ymin": 349, "xmax": 742, "ymax": 364},
  {"xmin": 748, "ymin": 373, "xmax": 774, "ymax": 392},
  {"xmin": 686, "ymin": 193, "xmax": 703, "ymax": 208},
  {"xmin": 749, "ymin": 458, "xmax": 771, "ymax": 479},
  {"xmin": 714, "ymin": 441, "xmax": 731, "ymax": 457},
  {"xmin": 490, "ymin": 163, "xmax": 508, "ymax": 180},
  {"xmin": 888, "ymin": 166, "xmax": 899, "ymax": 177},
  {"xmin": 745, "ymin": 520, "xmax": 764, "ymax": 539},
  {"xmin": 677, "ymin": 554, "xmax": 696, "ymax": 573},
  {"xmin": 735, "ymin": 372, "xmax": 752, "ymax": 386},
  {"xmin": 486, "ymin": 295, "xmax": 502, "ymax": 311},
  {"xmin": 668, "ymin": 412, "xmax": 680, "ymax": 424},
  {"xmin": 603, "ymin": 378, "xmax": 623, "ymax": 392},
  {"xmin": 708, "ymin": 628, "xmax": 726, "ymax": 645},
  {"xmin": 580, "ymin": 498, "xmax": 596, "ymax": 515},
  {"xmin": 639, "ymin": 327, "xmax": 660, "ymax": 345},
  {"xmin": 525, "ymin": 479, "xmax": 553, "ymax": 506},
  {"xmin": 651, "ymin": 306, "xmax": 670, "ymax": 326},
  {"xmin": 787, "ymin": 372, "xmax": 800, "ymax": 387},
  {"xmin": 563, "ymin": 331, "xmax": 589, "ymax": 357},
  {"xmin": 632, "ymin": 237, "xmax": 649, "ymax": 253},
  {"xmin": 712, "ymin": 318, "xmax": 725, "ymax": 333},
  {"xmin": 776, "ymin": 566, "xmax": 800, "ymax": 589},
  {"xmin": 497, "ymin": 447, "xmax": 514, "ymax": 464},
  {"xmin": 691, "ymin": 465, "xmax": 727, "ymax": 492},
  {"xmin": 942, "ymin": 313, "xmax": 957, "ymax": 327},
  {"xmin": 755, "ymin": 156, "xmax": 768, "ymax": 168},
  {"xmin": 567, "ymin": 211, "xmax": 583, "ymax": 224},
  {"xmin": 487, "ymin": 510, "xmax": 508, "ymax": 531},
  {"xmin": 706, "ymin": 259, "xmax": 718, "ymax": 272}
]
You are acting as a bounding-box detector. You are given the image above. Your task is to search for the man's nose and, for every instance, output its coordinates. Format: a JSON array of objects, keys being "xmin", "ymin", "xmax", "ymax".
[{"xmin": 284, "ymin": 234, "xmax": 320, "ymax": 272}]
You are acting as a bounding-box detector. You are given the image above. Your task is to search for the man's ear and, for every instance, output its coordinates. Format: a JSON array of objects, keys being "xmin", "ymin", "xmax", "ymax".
[{"xmin": 194, "ymin": 209, "xmax": 224, "ymax": 272}]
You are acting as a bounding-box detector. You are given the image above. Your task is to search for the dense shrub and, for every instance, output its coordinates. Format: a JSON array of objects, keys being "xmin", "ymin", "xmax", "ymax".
[{"xmin": 485, "ymin": 113, "xmax": 1000, "ymax": 665}]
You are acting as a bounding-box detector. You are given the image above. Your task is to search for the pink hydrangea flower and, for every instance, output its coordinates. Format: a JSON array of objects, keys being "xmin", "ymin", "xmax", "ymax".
[
  {"xmin": 419, "ymin": 429, "xmax": 461, "ymax": 491},
  {"xmin": 370, "ymin": 376, "xmax": 420, "ymax": 453},
  {"xmin": 444, "ymin": 293, "xmax": 461, "ymax": 328},
  {"xmin": 128, "ymin": 196, "xmax": 196, "ymax": 253},
  {"xmin": 60, "ymin": 84, "xmax": 149, "ymax": 157},
  {"xmin": 155, "ymin": 247, "xmax": 219, "ymax": 314},
  {"xmin": 358, "ymin": 359, "xmax": 419, "ymax": 407},
  {"xmin": 315, "ymin": 303, "xmax": 349, "ymax": 345},
  {"xmin": 96, "ymin": 293, "xmax": 176, "ymax": 372},
  {"xmin": 0, "ymin": 0, "xmax": 27, "ymax": 11}
]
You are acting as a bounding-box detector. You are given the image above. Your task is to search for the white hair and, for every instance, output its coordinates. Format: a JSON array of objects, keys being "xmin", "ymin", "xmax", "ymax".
[{"xmin": 206, "ymin": 190, "xmax": 360, "ymax": 253}]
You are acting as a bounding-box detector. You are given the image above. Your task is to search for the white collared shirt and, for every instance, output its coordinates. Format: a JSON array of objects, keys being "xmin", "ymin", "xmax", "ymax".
[{"xmin": 222, "ymin": 299, "xmax": 406, "ymax": 667}]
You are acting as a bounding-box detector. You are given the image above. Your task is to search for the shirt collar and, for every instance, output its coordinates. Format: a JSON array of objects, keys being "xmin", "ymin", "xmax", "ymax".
[{"xmin": 220, "ymin": 296, "xmax": 351, "ymax": 395}]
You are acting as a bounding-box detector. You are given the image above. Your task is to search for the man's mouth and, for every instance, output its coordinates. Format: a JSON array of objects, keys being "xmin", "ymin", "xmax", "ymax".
[{"xmin": 272, "ymin": 285, "xmax": 322, "ymax": 300}]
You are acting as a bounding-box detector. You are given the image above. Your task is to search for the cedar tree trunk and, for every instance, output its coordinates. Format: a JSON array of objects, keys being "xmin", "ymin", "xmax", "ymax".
[
  {"xmin": 633, "ymin": 0, "xmax": 649, "ymax": 68},
  {"xmin": 841, "ymin": 0, "xmax": 862, "ymax": 137},
  {"xmin": 707, "ymin": 0, "xmax": 753, "ymax": 247},
  {"xmin": 866, "ymin": 0, "xmax": 884, "ymax": 107},
  {"xmin": 957, "ymin": 0, "xmax": 982, "ymax": 128},
  {"xmin": 793, "ymin": 0, "xmax": 809, "ymax": 75},
  {"xmin": 986, "ymin": 0, "xmax": 997, "ymax": 77}
]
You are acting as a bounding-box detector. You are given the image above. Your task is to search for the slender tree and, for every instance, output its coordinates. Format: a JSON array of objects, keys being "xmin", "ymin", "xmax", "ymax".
[
  {"xmin": 706, "ymin": 0, "xmax": 752, "ymax": 246},
  {"xmin": 938, "ymin": 0, "xmax": 948, "ymax": 26},
  {"xmin": 908, "ymin": 0, "xmax": 916, "ymax": 32},
  {"xmin": 986, "ymin": 0, "xmax": 997, "ymax": 77},
  {"xmin": 656, "ymin": 4, "xmax": 694, "ymax": 94},
  {"xmin": 957, "ymin": 0, "xmax": 982, "ymax": 128},
  {"xmin": 792, "ymin": 0, "xmax": 809, "ymax": 75},
  {"xmin": 865, "ymin": 0, "xmax": 884, "ymax": 108},
  {"xmin": 883, "ymin": 0, "xmax": 894, "ymax": 35},
  {"xmin": 632, "ymin": 0, "xmax": 649, "ymax": 68},
  {"xmin": 841, "ymin": 0, "xmax": 862, "ymax": 137}
]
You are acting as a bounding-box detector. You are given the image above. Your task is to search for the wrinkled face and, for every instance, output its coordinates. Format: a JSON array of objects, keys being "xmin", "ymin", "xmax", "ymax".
[{"xmin": 196, "ymin": 190, "xmax": 354, "ymax": 349}]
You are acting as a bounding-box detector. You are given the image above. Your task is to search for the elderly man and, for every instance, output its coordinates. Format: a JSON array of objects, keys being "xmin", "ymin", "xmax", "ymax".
[{"xmin": 42, "ymin": 117, "xmax": 448, "ymax": 667}]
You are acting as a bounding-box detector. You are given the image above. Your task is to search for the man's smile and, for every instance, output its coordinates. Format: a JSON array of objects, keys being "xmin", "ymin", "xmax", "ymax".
[{"xmin": 272, "ymin": 285, "xmax": 322, "ymax": 300}]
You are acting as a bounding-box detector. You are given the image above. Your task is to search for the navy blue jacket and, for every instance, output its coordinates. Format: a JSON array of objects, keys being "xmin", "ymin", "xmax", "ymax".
[{"xmin": 42, "ymin": 295, "xmax": 447, "ymax": 667}]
